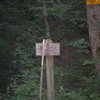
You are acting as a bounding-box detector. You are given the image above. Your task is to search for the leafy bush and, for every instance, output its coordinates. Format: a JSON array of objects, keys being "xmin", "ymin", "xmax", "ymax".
[{"xmin": 9, "ymin": 65, "xmax": 100, "ymax": 100}]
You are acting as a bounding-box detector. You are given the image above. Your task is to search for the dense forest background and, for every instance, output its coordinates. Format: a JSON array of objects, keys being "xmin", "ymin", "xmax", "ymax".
[{"xmin": 0, "ymin": 0, "xmax": 99, "ymax": 100}]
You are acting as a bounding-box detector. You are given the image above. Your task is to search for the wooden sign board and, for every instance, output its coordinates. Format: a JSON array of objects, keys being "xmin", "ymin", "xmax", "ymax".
[{"xmin": 36, "ymin": 43, "xmax": 60, "ymax": 56}]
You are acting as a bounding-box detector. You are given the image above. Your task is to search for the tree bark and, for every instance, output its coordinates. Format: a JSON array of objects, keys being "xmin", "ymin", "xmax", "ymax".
[
  {"xmin": 43, "ymin": 0, "xmax": 50, "ymax": 38},
  {"xmin": 86, "ymin": 4, "xmax": 100, "ymax": 74}
]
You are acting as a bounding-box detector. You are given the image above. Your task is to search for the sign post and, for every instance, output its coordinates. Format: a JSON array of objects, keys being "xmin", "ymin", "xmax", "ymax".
[{"xmin": 36, "ymin": 39, "xmax": 60, "ymax": 100}]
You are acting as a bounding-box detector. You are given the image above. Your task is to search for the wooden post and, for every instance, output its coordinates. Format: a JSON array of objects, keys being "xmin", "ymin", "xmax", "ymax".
[
  {"xmin": 46, "ymin": 39, "xmax": 55, "ymax": 100},
  {"xmin": 86, "ymin": 0, "xmax": 100, "ymax": 74},
  {"xmin": 36, "ymin": 39, "xmax": 60, "ymax": 100}
]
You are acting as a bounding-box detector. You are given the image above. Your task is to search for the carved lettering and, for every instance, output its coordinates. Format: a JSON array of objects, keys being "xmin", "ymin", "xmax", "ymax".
[{"xmin": 36, "ymin": 43, "xmax": 60, "ymax": 56}]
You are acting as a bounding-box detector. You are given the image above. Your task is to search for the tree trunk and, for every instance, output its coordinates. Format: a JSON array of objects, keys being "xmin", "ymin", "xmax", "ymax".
[{"xmin": 86, "ymin": 4, "xmax": 100, "ymax": 74}]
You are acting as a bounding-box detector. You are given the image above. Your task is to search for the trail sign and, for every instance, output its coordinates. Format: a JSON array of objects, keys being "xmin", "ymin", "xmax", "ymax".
[
  {"xmin": 36, "ymin": 39, "xmax": 60, "ymax": 100},
  {"xmin": 36, "ymin": 43, "xmax": 60, "ymax": 56}
]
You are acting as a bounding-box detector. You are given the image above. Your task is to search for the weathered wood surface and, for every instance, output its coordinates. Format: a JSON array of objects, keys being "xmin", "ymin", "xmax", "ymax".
[
  {"xmin": 46, "ymin": 39, "xmax": 55, "ymax": 100},
  {"xmin": 86, "ymin": 4, "xmax": 100, "ymax": 74},
  {"xmin": 36, "ymin": 39, "xmax": 60, "ymax": 100},
  {"xmin": 36, "ymin": 43, "xmax": 60, "ymax": 56}
]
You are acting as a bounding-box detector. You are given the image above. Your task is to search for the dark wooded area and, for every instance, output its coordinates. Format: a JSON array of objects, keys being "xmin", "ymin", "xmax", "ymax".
[{"xmin": 0, "ymin": 0, "xmax": 99, "ymax": 100}]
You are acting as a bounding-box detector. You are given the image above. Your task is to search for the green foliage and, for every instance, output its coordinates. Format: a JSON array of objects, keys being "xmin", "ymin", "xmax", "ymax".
[
  {"xmin": 11, "ymin": 82, "xmax": 38, "ymax": 100},
  {"xmin": 10, "ymin": 66, "xmax": 100, "ymax": 100},
  {"xmin": 0, "ymin": 0, "xmax": 99, "ymax": 100},
  {"xmin": 10, "ymin": 67, "xmax": 40, "ymax": 100},
  {"xmin": 56, "ymin": 91, "xmax": 87, "ymax": 100},
  {"xmin": 0, "ymin": 95, "xmax": 3, "ymax": 100},
  {"xmin": 83, "ymin": 58, "xmax": 95, "ymax": 65},
  {"xmin": 68, "ymin": 39, "xmax": 90, "ymax": 54}
]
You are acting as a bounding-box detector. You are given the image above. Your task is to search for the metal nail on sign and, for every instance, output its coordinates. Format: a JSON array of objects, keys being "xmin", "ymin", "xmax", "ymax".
[{"xmin": 36, "ymin": 43, "xmax": 60, "ymax": 56}]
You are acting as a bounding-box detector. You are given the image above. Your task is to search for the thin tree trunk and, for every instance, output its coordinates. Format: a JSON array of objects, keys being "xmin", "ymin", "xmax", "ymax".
[{"xmin": 43, "ymin": 0, "xmax": 50, "ymax": 38}]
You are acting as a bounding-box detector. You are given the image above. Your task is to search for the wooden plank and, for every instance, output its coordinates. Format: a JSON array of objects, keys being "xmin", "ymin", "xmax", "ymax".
[
  {"xmin": 36, "ymin": 43, "xmax": 60, "ymax": 56},
  {"xmin": 46, "ymin": 39, "xmax": 55, "ymax": 100}
]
